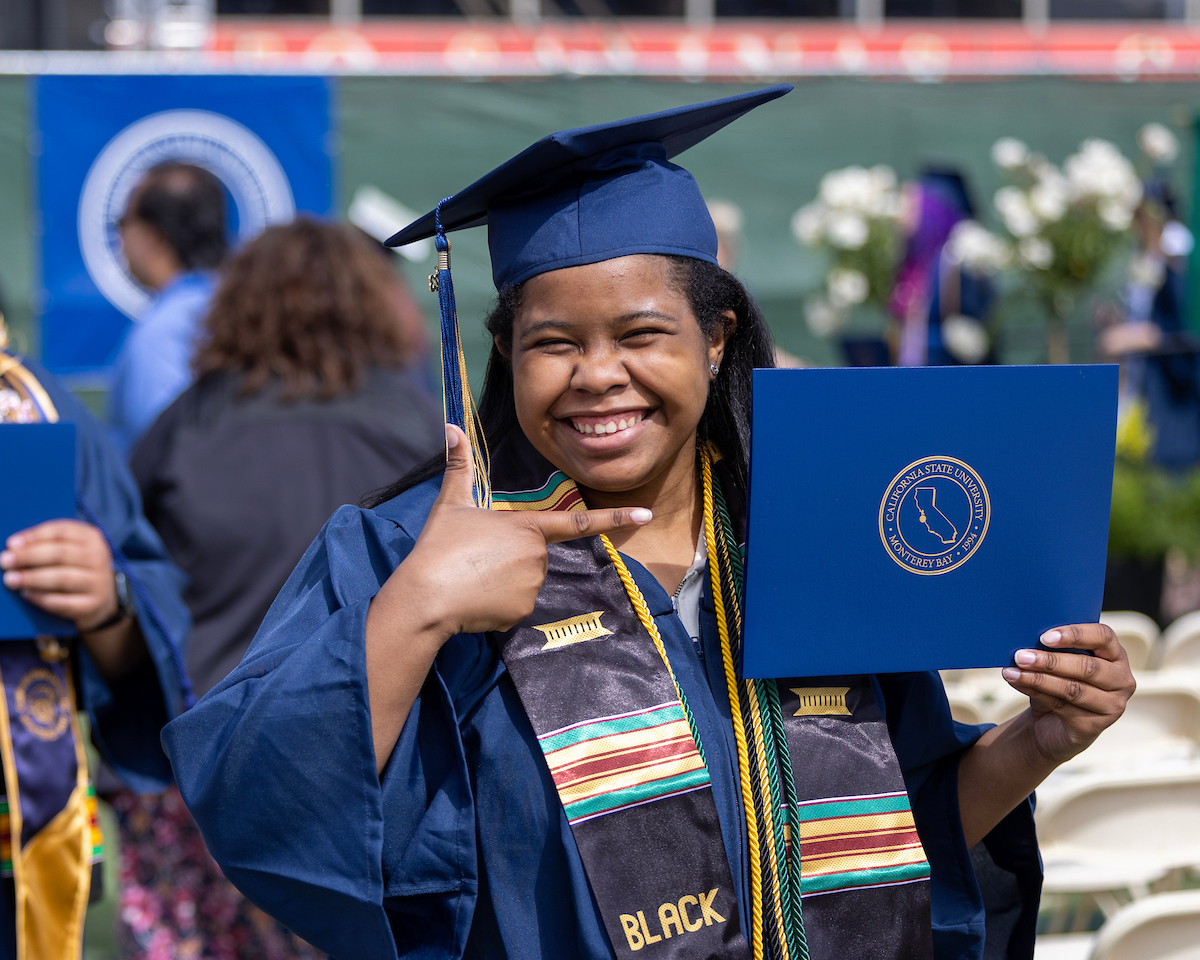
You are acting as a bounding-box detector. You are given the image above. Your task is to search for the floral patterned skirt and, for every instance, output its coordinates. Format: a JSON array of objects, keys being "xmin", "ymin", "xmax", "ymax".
[{"xmin": 109, "ymin": 787, "xmax": 324, "ymax": 960}]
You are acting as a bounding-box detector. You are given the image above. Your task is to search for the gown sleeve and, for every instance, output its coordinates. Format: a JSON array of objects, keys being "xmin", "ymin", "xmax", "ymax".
[
  {"xmin": 24, "ymin": 359, "xmax": 192, "ymax": 793},
  {"xmin": 875, "ymin": 672, "xmax": 1042, "ymax": 960},
  {"xmin": 163, "ymin": 486, "xmax": 489, "ymax": 960}
]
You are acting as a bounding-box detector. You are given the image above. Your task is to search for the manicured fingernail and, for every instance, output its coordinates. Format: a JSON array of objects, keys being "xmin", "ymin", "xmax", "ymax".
[
  {"xmin": 629, "ymin": 508, "xmax": 653, "ymax": 524},
  {"xmin": 0, "ymin": 552, "xmax": 11, "ymax": 569},
  {"xmin": 1002, "ymin": 667, "xmax": 1021, "ymax": 682},
  {"xmin": 1041, "ymin": 630, "xmax": 1062, "ymax": 645},
  {"xmin": 445, "ymin": 426, "xmax": 459, "ymax": 448},
  {"xmin": 3, "ymin": 572, "xmax": 19, "ymax": 588},
  {"xmin": 7, "ymin": 535, "xmax": 22, "ymax": 548},
  {"xmin": 1015, "ymin": 649, "xmax": 1037, "ymax": 666}
]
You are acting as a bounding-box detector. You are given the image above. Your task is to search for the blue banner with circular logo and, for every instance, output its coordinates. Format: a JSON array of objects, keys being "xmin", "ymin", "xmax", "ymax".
[{"xmin": 35, "ymin": 75, "xmax": 333, "ymax": 377}]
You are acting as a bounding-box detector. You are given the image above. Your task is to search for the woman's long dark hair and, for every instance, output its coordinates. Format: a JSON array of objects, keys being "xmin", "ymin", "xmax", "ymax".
[{"xmin": 364, "ymin": 256, "xmax": 775, "ymax": 508}]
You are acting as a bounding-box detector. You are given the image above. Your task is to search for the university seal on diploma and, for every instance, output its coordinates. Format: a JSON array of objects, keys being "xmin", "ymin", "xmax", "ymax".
[{"xmin": 878, "ymin": 455, "xmax": 990, "ymax": 576}]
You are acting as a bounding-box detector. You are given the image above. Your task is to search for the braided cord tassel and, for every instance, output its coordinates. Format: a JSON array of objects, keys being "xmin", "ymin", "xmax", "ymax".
[
  {"xmin": 706, "ymin": 448, "xmax": 809, "ymax": 960},
  {"xmin": 600, "ymin": 536, "xmax": 707, "ymax": 767},
  {"xmin": 703, "ymin": 454, "xmax": 766, "ymax": 960},
  {"xmin": 768, "ymin": 680, "xmax": 809, "ymax": 960},
  {"xmin": 708, "ymin": 461, "xmax": 789, "ymax": 960},
  {"xmin": 432, "ymin": 199, "xmax": 490, "ymax": 509}
]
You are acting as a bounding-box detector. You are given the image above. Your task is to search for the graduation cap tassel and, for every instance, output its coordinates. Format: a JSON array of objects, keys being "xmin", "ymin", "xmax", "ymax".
[{"xmin": 433, "ymin": 198, "xmax": 491, "ymax": 508}]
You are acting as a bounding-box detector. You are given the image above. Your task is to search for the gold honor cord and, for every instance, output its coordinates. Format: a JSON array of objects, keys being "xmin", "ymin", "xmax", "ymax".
[
  {"xmin": 0, "ymin": 348, "xmax": 98, "ymax": 958},
  {"xmin": 703, "ymin": 458, "xmax": 765, "ymax": 960},
  {"xmin": 710, "ymin": 482, "xmax": 794, "ymax": 960},
  {"xmin": 702, "ymin": 449, "xmax": 808, "ymax": 960},
  {"xmin": 0, "ymin": 353, "xmax": 59, "ymax": 425}
]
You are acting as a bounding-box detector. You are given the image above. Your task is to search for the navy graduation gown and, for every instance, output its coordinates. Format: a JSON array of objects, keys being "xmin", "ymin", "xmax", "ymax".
[
  {"xmin": 0, "ymin": 359, "xmax": 192, "ymax": 959},
  {"xmin": 25, "ymin": 357, "xmax": 191, "ymax": 789},
  {"xmin": 164, "ymin": 477, "xmax": 1039, "ymax": 960}
]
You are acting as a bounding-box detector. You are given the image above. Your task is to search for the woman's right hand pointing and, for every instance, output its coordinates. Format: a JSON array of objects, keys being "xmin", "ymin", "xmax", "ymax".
[
  {"xmin": 366, "ymin": 424, "xmax": 651, "ymax": 770},
  {"xmin": 400, "ymin": 424, "xmax": 651, "ymax": 638}
]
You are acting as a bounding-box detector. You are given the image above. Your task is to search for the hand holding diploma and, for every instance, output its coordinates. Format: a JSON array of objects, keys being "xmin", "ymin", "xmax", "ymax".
[
  {"xmin": 958, "ymin": 622, "xmax": 1135, "ymax": 848},
  {"xmin": 1003, "ymin": 623, "xmax": 1136, "ymax": 768},
  {"xmin": 365, "ymin": 424, "xmax": 652, "ymax": 771},
  {"xmin": 0, "ymin": 519, "xmax": 146, "ymax": 679}
]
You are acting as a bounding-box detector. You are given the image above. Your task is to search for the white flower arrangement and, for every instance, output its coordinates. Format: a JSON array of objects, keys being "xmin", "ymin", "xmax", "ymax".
[
  {"xmin": 991, "ymin": 136, "xmax": 1142, "ymax": 362},
  {"xmin": 994, "ymin": 186, "xmax": 1039, "ymax": 238},
  {"xmin": 941, "ymin": 315, "xmax": 991, "ymax": 364},
  {"xmin": 944, "ymin": 221, "xmax": 1011, "ymax": 274},
  {"xmin": 1018, "ymin": 237, "xmax": 1054, "ymax": 270},
  {"xmin": 992, "ymin": 137, "xmax": 1142, "ymax": 245},
  {"xmin": 818, "ymin": 165, "xmax": 898, "ymax": 217},
  {"xmin": 792, "ymin": 164, "xmax": 902, "ymax": 336},
  {"xmin": 991, "ymin": 137, "xmax": 1030, "ymax": 171},
  {"xmin": 827, "ymin": 267, "xmax": 870, "ymax": 307},
  {"xmin": 1063, "ymin": 139, "xmax": 1143, "ymax": 213},
  {"xmin": 824, "ymin": 211, "xmax": 870, "ymax": 250},
  {"xmin": 1137, "ymin": 122, "xmax": 1179, "ymax": 165}
]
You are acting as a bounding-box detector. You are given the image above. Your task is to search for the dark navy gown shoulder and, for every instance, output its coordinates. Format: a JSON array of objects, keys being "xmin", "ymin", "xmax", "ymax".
[{"xmin": 163, "ymin": 478, "xmax": 1040, "ymax": 960}]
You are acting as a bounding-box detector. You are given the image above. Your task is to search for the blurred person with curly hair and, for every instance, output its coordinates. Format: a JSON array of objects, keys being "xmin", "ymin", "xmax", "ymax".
[{"xmin": 110, "ymin": 217, "xmax": 441, "ymax": 960}]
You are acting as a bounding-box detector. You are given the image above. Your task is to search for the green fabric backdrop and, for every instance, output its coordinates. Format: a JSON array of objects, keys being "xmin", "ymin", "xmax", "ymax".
[
  {"xmin": 3, "ymin": 74, "xmax": 1199, "ymax": 393},
  {"xmin": 338, "ymin": 77, "xmax": 1199, "ymax": 385},
  {"xmin": 0, "ymin": 77, "xmax": 34, "ymax": 358}
]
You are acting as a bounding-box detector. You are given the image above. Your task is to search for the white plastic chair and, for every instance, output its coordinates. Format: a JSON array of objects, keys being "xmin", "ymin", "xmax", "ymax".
[
  {"xmin": 1034, "ymin": 934, "xmax": 1096, "ymax": 960},
  {"xmin": 940, "ymin": 668, "xmax": 1016, "ymax": 726},
  {"xmin": 1087, "ymin": 890, "xmax": 1200, "ymax": 960},
  {"xmin": 945, "ymin": 695, "xmax": 984, "ymax": 726},
  {"xmin": 940, "ymin": 667, "xmax": 1008, "ymax": 691},
  {"xmin": 1161, "ymin": 612, "xmax": 1200, "ymax": 671},
  {"xmin": 1054, "ymin": 677, "xmax": 1200, "ymax": 773},
  {"xmin": 1100, "ymin": 611, "xmax": 1161, "ymax": 672},
  {"xmin": 986, "ymin": 690, "xmax": 1031, "ymax": 725},
  {"xmin": 1037, "ymin": 767, "xmax": 1200, "ymax": 900}
]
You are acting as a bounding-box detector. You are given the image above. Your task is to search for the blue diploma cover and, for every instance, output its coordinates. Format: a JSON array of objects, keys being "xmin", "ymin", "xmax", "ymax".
[
  {"xmin": 742, "ymin": 366, "xmax": 1117, "ymax": 678},
  {"xmin": 0, "ymin": 424, "xmax": 77, "ymax": 639}
]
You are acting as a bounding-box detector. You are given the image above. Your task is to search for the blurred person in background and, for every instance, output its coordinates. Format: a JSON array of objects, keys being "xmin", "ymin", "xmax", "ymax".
[
  {"xmin": 112, "ymin": 217, "xmax": 441, "ymax": 959},
  {"xmin": 1100, "ymin": 162, "xmax": 1200, "ymax": 470},
  {"xmin": 0, "ymin": 304, "xmax": 190, "ymax": 960},
  {"xmin": 110, "ymin": 162, "xmax": 228, "ymax": 456},
  {"xmin": 891, "ymin": 168, "xmax": 997, "ymax": 367}
]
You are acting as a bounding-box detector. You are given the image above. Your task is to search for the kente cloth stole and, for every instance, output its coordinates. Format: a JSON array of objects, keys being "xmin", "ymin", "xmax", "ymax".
[
  {"xmin": 490, "ymin": 438, "xmax": 934, "ymax": 960},
  {"xmin": 0, "ymin": 350, "xmax": 102, "ymax": 960}
]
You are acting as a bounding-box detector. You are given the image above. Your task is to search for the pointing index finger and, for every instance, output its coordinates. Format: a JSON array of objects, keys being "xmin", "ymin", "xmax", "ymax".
[{"xmin": 531, "ymin": 507, "xmax": 653, "ymax": 545}]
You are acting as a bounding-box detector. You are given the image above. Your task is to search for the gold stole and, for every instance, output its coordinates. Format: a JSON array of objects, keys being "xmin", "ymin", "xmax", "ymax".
[
  {"xmin": 0, "ymin": 652, "xmax": 93, "ymax": 959},
  {"xmin": 0, "ymin": 345, "xmax": 98, "ymax": 958}
]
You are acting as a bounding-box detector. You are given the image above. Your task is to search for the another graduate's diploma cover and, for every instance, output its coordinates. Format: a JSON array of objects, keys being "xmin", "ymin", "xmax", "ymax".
[
  {"xmin": 0, "ymin": 423, "xmax": 76, "ymax": 638},
  {"xmin": 742, "ymin": 366, "xmax": 1117, "ymax": 678}
]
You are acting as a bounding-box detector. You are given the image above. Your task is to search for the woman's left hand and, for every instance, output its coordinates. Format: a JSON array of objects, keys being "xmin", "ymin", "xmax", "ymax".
[
  {"xmin": 1002, "ymin": 623, "xmax": 1137, "ymax": 767},
  {"xmin": 0, "ymin": 520, "xmax": 119, "ymax": 632}
]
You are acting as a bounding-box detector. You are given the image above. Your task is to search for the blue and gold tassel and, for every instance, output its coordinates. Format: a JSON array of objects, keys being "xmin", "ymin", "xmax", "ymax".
[{"xmin": 431, "ymin": 198, "xmax": 490, "ymax": 508}]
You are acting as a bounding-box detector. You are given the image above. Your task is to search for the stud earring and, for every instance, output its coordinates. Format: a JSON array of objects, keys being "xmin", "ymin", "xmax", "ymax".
[{"xmin": 710, "ymin": 362, "xmax": 720, "ymax": 378}]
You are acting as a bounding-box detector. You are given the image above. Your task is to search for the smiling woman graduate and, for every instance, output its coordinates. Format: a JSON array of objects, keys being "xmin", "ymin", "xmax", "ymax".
[{"xmin": 163, "ymin": 87, "xmax": 1134, "ymax": 960}]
